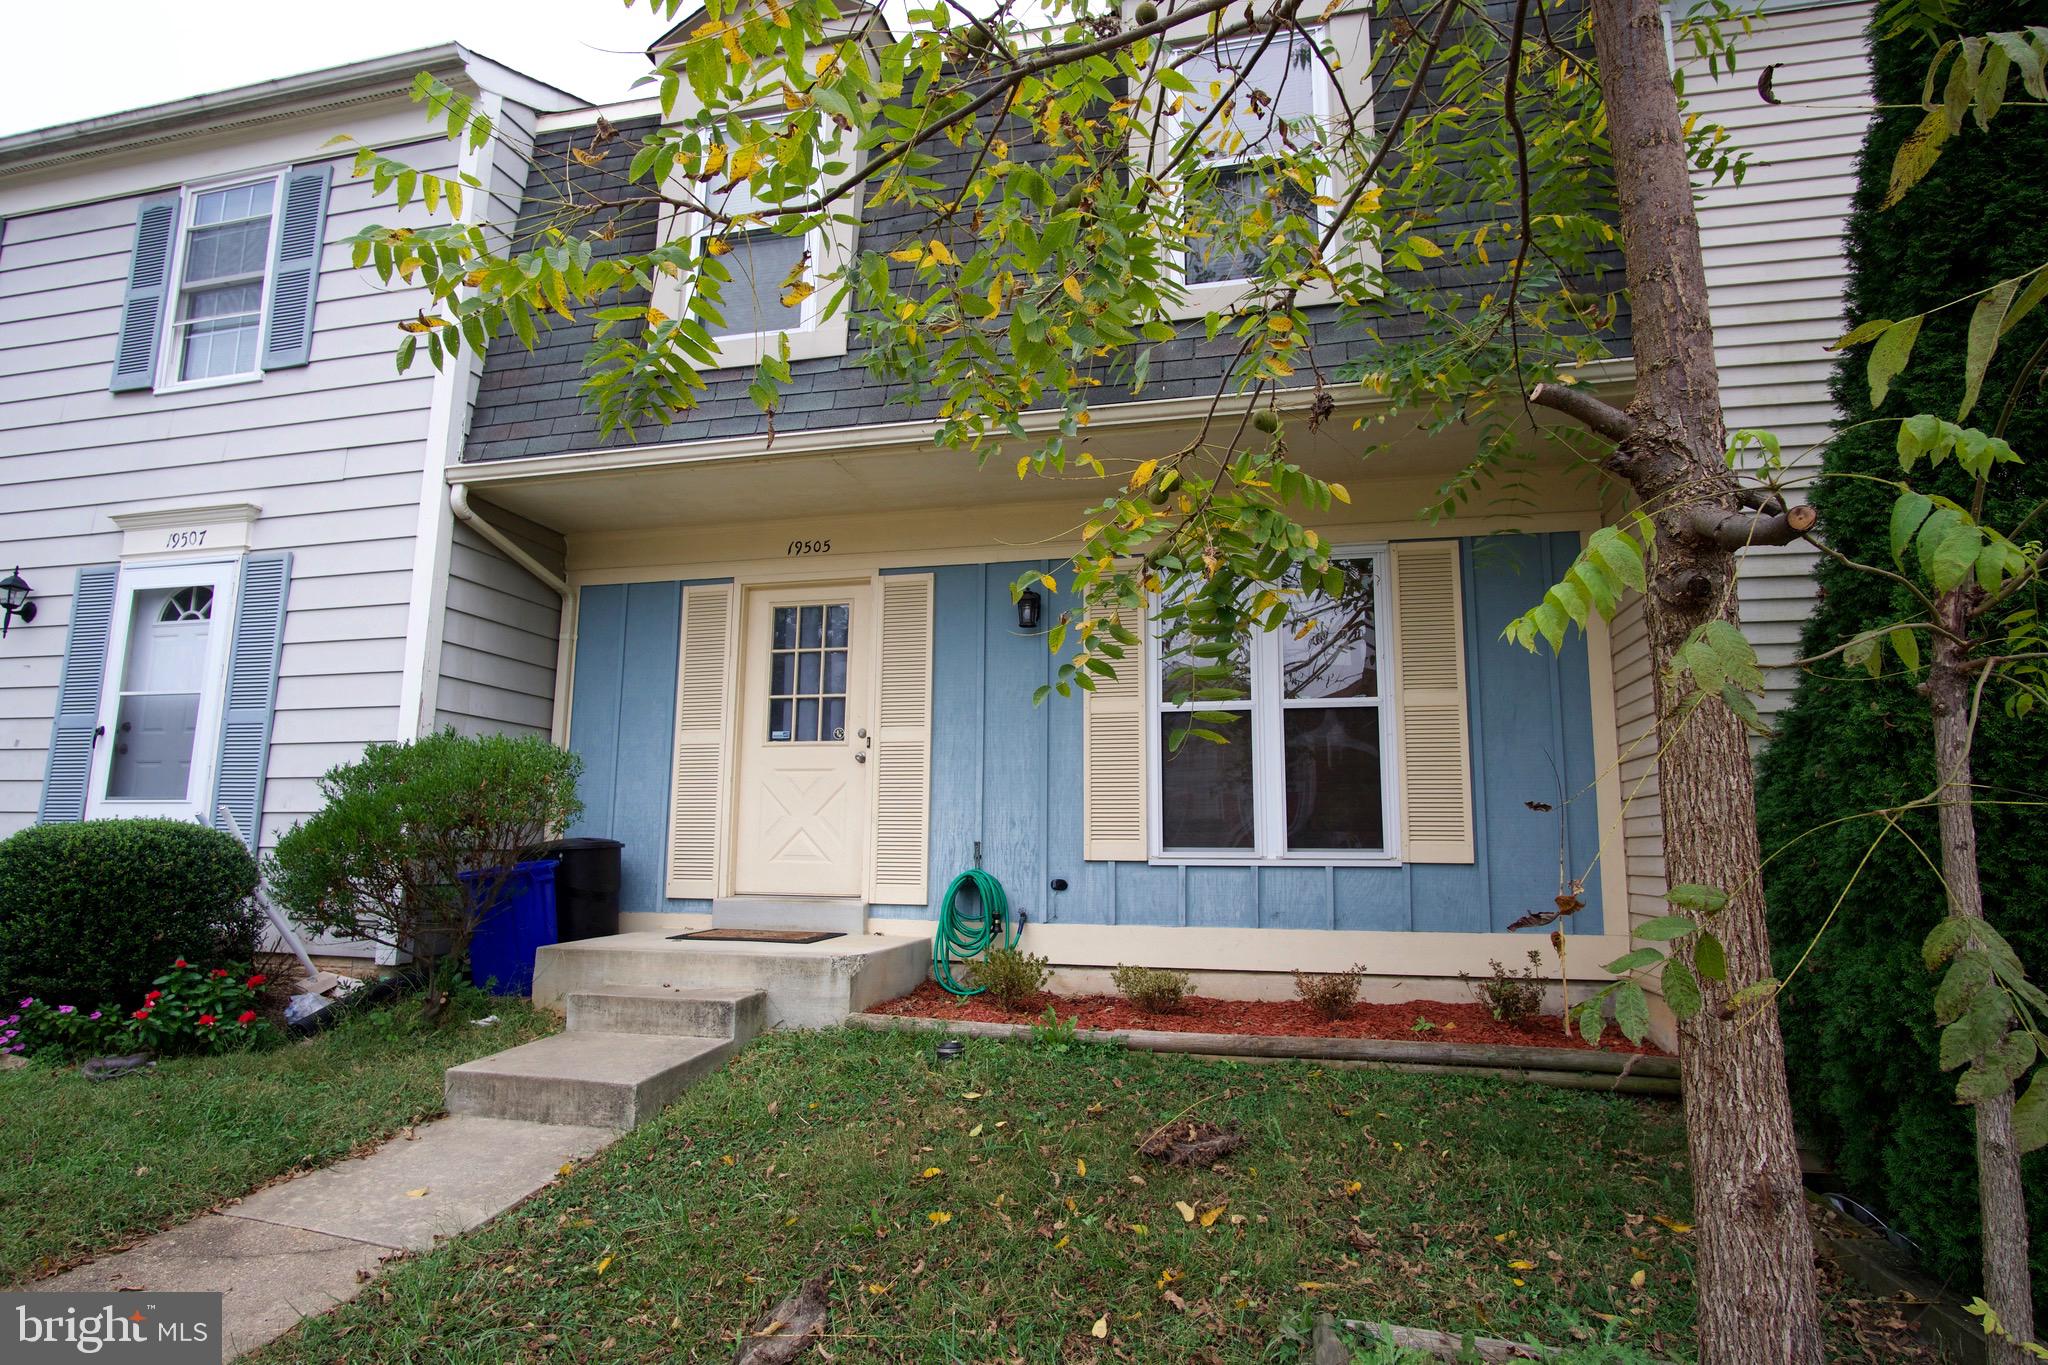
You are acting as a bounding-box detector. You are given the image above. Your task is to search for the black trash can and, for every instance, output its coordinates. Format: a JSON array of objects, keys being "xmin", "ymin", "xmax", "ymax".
[{"xmin": 545, "ymin": 837, "xmax": 623, "ymax": 941}]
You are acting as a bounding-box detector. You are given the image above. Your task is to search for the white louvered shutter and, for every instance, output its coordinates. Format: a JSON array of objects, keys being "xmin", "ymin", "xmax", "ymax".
[
  {"xmin": 667, "ymin": 584, "xmax": 735, "ymax": 899},
  {"xmin": 870, "ymin": 574, "xmax": 934, "ymax": 906},
  {"xmin": 1082, "ymin": 598, "xmax": 1147, "ymax": 861},
  {"xmin": 1390, "ymin": 540, "xmax": 1475, "ymax": 863}
]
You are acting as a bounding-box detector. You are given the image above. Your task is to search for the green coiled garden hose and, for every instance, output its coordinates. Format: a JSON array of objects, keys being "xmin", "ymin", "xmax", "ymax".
[{"xmin": 932, "ymin": 868, "xmax": 1020, "ymax": 996}]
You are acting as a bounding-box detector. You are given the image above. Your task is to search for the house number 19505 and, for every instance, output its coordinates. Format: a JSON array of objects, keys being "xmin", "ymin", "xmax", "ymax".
[
  {"xmin": 785, "ymin": 539, "xmax": 831, "ymax": 557},
  {"xmin": 165, "ymin": 529, "xmax": 208, "ymax": 550}
]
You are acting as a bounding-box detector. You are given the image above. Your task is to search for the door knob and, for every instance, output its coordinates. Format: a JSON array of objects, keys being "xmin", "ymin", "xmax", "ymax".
[{"xmin": 854, "ymin": 751, "xmax": 867, "ymax": 764}]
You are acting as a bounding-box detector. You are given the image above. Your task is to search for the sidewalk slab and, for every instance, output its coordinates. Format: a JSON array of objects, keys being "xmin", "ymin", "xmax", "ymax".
[
  {"xmin": 225, "ymin": 1115, "xmax": 612, "ymax": 1252},
  {"xmin": 41, "ymin": 1213, "xmax": 388, "ymax": 1359}
]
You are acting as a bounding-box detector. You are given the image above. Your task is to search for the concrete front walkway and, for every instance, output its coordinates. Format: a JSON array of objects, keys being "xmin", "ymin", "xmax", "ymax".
[{"xmin": 42, "ymin": 1114, "xmax": 613, "ymax": 1359}]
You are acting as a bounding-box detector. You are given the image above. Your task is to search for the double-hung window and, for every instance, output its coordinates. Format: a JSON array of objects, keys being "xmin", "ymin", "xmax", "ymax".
[
  {"xmin": 1176, "ymin": 29, "xmax": 1328, "ymax": 288},
  {"xmin": 168, "ymin": 178, "xmax": 281, "ymax": 384},
  {"xmin": 692, "ymin": 180, "xmax": 824, "ymax": 343},
  {"xmin": 1151, "ymin": 552, "xmax": 1397, "ymax": 860}
]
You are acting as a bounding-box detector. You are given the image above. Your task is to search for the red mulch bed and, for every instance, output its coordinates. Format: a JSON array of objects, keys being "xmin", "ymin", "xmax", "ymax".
[{"xmin": 869, "ymin": 981, "xmax": 1668, "ymax": 1055}]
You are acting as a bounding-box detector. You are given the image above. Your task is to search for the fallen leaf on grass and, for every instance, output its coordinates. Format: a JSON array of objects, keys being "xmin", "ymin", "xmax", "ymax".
[
  {"xmin": 968, "ymin": 1124, "xmax": 983, "ymax": 1138},
  {"xmin": 1090, "ymin": 1316, "xmax": 1108, "ymax": 1339},
  {"xmin": 1076, "ymin": 1158, "xmax": 1087, "ymax": 1177},
  {"xmin": 595, "ymin": 1255, "xmax": 613, "ymax": 1275},
  {"xmin": 558, "ymin": 1162, "xmax": 575, "ymax": 1176},
  {"xmin": 1199, "ymin": 1204, "xmax": 1226, "ymax": 1227},
  {"xmin": 1509, "ymin": 1259, "xmax": 1536, "ymax": 1271},
  {"xmin": 1653, "ymin": 1215, "xmax": 1693, "ymax": 1233},
  {"xmin": 926, "ymin": 1211, "xmax": 952, "ymax": 1226},
  {"xmin": 1629, "ymin": 1270, "xmax": 1646, "ymax": 1289},
  {"xmin": 1343, "ymin": 1181, "xmax": 1362, "ymax": 1195},
  {"xmin": 920, "ymin": 1167, "xmax": 943, "ymax": 1179},
  {"xmin": 1175, "ymin": 1201, "xmax": 1197, "ymax": 1223}
]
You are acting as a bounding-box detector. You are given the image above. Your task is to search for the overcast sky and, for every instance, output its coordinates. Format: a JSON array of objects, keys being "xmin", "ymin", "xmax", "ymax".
[{"xmin": 0, "ymin": 0, "xmax": 678, "ymax": 137}]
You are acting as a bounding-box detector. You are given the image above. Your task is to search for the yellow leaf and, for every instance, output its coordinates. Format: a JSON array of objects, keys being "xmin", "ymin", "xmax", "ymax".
[
  {"xmin": 405, "ymin": 1188, "xmax": 429, "ymax": 1198},
  {"xmin": 1267, "ymin": 316, "xmax": 1295, "ymax": 333},
  {"xmin": 1157, "ymin": 1268, "xmax": 1180, "ymax": 1288},
  {"xmin": 962, "ymin": 1092, "xmax": 983, "ymax": 1099},
  {"xmin": 701, "ymin": 143, "xmax": 728, "ymax": 177},
  {"xmin": 1493, "ymin": 1230, "xmax": 1513, "ymax": 1243},
  {"xmin": 926, "ymin": 239, "xmax": 959, "ymax": 266},
  {"xmin": 1406, "ymin": 235, "xmax": 1443, "ymax": 258},
  {"xmin": 1130, "ymin": 458, "xmax": 1158, "ymax": 490},
  {"xmin": 1343, "ymin": 1181, "xmax": 1362, "ymax": 1195},
  {"xmin": 1199, "ymin": 1204, "xmax": 1226, "ymax": 1227},
  {"xmin": 1054, "ymin": 1235, "xmax": 1070, "ymax": 1249},
  {"xmin": 728, "ymin": 143, "xmax": 763, "ymax": 182},
  {"xmin": 1062, "ymin": 275, "xmax": 1084, "ymax": 303},
  {"xmin": 1329, "ymin": 482, "xmax": 1351, "ymax": 505},
  {"xmin": 921, "ymin": 1167, "xmax": 943, "ymax": 1179},
  {"xmin": 889, "ymin": 244, "xmax": 926, "ymax": 263},
  {"xmin": 1512, "ymin": 1277, "xmax": 1526, "ymax": 1287},
  {"xmin": 866, "ymin": 1282, "xmax": 890, "ymax": 1295},
  {"xmin": 1653, "ymin": 1215, "xmax": 1693, "ymax": 1233},
  {"xmin": 721, "ymin": 1154, "xmax": 735, "ymax": 1166},
  {"xmin": 1509, "ymin": 1259, "xmax": 1536, "ymax": 1271},
  {"xmin": 558, "ymin": 1163, "xmax": 575, "ymax": 1176},
  {"xmin": 1076, "ymin": 1159, "xmax": 1087, "ymax": 1177},
  {"xmin": 463, "ymin": 268, "xmax": 489, "ymax": 287},
  {"xmin": 570, "ymin": 147, "xmax": 604, "ymax": 168},
  {"xmin": 927, "ymin": 1210, "xmax": 952, "ymax": 1226},
  {"xmin": 968, "ymin": 1123, "xmax": 984, "ymax": 1137},
  {"xmin": 596, "ymin": 1255, "xmax": 614, "ymax": 1275},
  {"xmin": 1298, "ymin": 1281, "xmax": 1328, "ymax": 1292},
  {"xmin": 1629, "ymin": 1270, "xmax": 1646, "ymax": 1289},
  {"xmin": 1015, "ymin": 456, "xmax": 1031, "ymax": 479},
  {"xmin": 1176, "ymin": 1201, "xmax": 1196, "ymax": 1223},
  {"xmin": 705, "ymin": 237, "xmax": 732, "ymax": 257},
  {"xmin": 1091, "ymin": 1316, "xmax": 1108, "ymax": 1339},
  {"xmin": 779, "ymin": 281, "xmax": 816, "ymax": 308}
]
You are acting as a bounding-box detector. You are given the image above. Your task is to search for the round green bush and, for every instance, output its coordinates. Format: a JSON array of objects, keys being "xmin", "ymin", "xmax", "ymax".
[{"xmin": 0, "ymin": 819, "xmax": 262, "ymax": 1008}]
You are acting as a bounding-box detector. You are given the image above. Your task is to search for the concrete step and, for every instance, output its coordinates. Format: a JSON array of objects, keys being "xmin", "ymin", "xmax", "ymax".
[
  {"xmin": 565, "ymin": 986, "xmax": 766, "ymax": 1042},
  {"xmin": 445, "ymin": 1031, "xmax": 735, "ymax": 1130},
  {"xmin": 711, "ymin": 896, "xmax": 867, "ymax": 935}
]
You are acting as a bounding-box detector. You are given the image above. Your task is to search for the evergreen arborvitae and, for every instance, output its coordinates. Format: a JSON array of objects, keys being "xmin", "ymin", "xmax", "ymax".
[{"xmin": 1754, "ymin": 1, "xmax": 2048, "ymax": 1312}]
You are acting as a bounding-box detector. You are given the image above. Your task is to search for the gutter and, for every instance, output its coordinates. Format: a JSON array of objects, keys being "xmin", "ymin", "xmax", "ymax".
[{"xmin": 449, "ymin": 484, "xmax": 568, "ymax": 597}]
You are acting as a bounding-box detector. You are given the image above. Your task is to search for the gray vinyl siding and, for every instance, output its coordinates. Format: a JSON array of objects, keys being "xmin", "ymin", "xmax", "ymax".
[
  {"xmin": 435, "ymin": 510, "xmax": 565, "ymax": 739},
  {"xmin": 1687, "ymin": 0, "xmax": 1872, "ymax": 716},
  {"xmin": 0, "ymin": 133, "xmax": 458, "ymax": 845}
]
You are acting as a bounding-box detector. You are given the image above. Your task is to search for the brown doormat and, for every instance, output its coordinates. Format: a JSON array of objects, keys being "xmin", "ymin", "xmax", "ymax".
[{"xmin": 669, "ymin": 929, "xmax": 846, "ymax": 944}]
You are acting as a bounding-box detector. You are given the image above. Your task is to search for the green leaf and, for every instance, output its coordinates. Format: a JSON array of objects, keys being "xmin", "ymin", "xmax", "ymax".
[
  {"xmin": 1867, "ymin": 313, "xmax": 1923, "ymax": 408},
  {"xmin": 1959, "ymin": 278, "xmax": 2018, "ymax": 421},
  {"xmin": 1934, "ymin": 954, "xmax": 1992, "ymax": 1025},
  {"xmin": 1662, "ymin": 957, "xmax": 1703, "ymax": 1018},
  {"xmin": 1891, "ymin": 490, "xmax": 1934, "ymax": 567},
  {"xmin": 1890, "ymin": 626, "xmax": 1923, "ymax": 675},
  {"xmin": 1604, "ymin": 948, "xmax": 1666, "ymax": 975},
  {"xmin": 1694, "ymin": 932, "xmax": 1729, "ymax": 983},
  {"xmin": 1666, "ymin": 883, "xmax": 1730, "ymax": 914},
  {"xmin": 1931, "ymin": 522, "xmax": 1985, "ymax": 592},
  {"xmin": 1636, "ymin": 915, "xmax": 1700, "ymax": 942},
  {"xmin": 2014, "ymin": 1066, "xmax": 2048, "ymax": 1154},
  {"xmin": 1915, "ymin": 505, "xmax": 1964, "ymax": 576},
  {"xmin": 1575, "ymin": 1000, "xmax": 1606, "ymax": 1047},
  {"xmin": 2002, "ymin": 264, "xmax": 2048, "ymax": 337},
  {"xmin": 1614, "ymin": 982, "xmax": 1652, "ymax": 1044},
  {"xmin": 1883, "ymin": 108, "xmax": 1949, "ymax": 209}
]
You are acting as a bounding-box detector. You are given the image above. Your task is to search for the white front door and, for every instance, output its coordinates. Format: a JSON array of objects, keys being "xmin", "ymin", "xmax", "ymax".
[
  {"xmin": 86, "ymin": 560, "xmax": 239, "ymax": 823},
  {"xmin": 732, "ymin": 583, "xmax": 873, "ymax": 897}
]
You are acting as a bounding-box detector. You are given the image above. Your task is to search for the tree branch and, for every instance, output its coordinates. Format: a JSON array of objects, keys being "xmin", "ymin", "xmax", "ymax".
[
  {"xmin": 1528, "ymin": 380, "xmax": 1636, "ymax": 442},
  {"xmin": 1684, "ymin": 502, "xmax": 1817, "ymax": 549}
]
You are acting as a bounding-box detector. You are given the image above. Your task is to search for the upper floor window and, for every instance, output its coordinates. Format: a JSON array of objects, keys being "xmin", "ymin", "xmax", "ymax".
[
  {"xmin": 692, "ymin": 179, "xmax": 830, "ymax": 344},
  {"xmin": 1151, "ymin": 553, "xmax": 1397, "ymax": 861},
  {"xmin": 170, "ymin": 178, "xmax": 280, "ymax": 384}
]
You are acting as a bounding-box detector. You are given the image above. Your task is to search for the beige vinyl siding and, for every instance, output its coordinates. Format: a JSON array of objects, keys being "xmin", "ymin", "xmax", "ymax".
[
  {"xmin": 1684, "ymin": 0, "xmax": 1873, "ymax": 716},
  {"xmin": 0, "ymin": 132, "xmax": 459, "ymax": 845}
]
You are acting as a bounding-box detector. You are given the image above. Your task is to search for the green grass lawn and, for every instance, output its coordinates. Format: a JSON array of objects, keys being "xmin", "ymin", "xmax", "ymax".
[
  {"xmin": 0, "ymin": 995, "xmax": 556, "ymax": 1285},
  {"xmin": 255, "ymin": 1027, "xmax": 1715, "ymax": 1363}
]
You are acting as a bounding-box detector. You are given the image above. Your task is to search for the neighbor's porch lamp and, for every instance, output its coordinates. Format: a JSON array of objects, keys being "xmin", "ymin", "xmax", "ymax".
[
  {"xmin": 0, "ymin": 569, "xmax": 33, "ymax": 637},
  {"xmin": 1017, "ymin": 587, "xmax": 1043, "ymax": 632}
]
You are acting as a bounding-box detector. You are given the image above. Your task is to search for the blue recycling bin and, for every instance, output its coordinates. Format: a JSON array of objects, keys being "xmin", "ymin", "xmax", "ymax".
[{"xmin": 462, "ymin": 859, "xmax": 559, "ymax": 996}]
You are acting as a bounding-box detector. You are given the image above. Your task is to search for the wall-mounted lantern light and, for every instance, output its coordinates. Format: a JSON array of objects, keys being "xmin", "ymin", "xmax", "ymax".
[
  {"xmin": 0, "ymin": 569, "xmax": 33, "ymax": 637},
  {"xmin": 1017, "ymin": 587, "xmax": 1043, "ymax": 632}
]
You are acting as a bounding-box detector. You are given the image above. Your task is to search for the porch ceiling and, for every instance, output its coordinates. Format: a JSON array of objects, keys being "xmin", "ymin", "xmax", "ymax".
[{"xmin": 450, "ymin": 371, "xmax": 1630, "ymax": 536}]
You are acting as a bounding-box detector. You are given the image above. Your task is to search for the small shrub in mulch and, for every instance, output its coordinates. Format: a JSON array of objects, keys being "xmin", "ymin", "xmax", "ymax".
[
  {"xmin": 1111, "ymin": 963, "xmax": 1190, "ymax": 1012},
  {"xmin": 967, "ymin": 946, "xmax": 1049, "ymax": 1011},
  {"xmin": 1293, "ymin": 962, "xmax": 1366, "ymax": 1020},
  {"xmin": 1138, "ymin": 1120, "xmax": 1246, "ymax": 1167}
]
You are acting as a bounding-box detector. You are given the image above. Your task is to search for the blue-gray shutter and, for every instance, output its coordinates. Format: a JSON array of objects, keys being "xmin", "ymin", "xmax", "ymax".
[
  {"xmin": 39, "ymin": 566, "xmax": 120, "ymax": 823},
  {"xmin": 109, "ymin": 194, "xmax": 180, "ymax": 392},
  {"xmin": 211, "ymin": 553, "xmax": 292, "ymax": 851},
  {"xmin": 261, "ymin": 164, "xmax": 331, "ymax": 370}
]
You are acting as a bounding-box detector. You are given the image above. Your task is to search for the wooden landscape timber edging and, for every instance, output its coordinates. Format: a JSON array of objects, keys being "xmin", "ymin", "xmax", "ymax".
[{"xmin": 846, "ymin": 1013, "xmax": 1680, "ymax": 1097}]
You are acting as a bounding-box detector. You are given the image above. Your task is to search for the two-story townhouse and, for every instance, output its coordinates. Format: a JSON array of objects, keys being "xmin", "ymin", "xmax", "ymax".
[
  {"xmin": 0, "ymin": 47, "xmax": 579, "ymax": 890},
  {"xmin": 417, "ymin": 0, "xmax": 1873, "ymax": 1020}
]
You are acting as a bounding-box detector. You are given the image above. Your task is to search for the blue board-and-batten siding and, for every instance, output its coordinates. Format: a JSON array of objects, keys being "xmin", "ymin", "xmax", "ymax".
[{"xmin": 563, "ymin": 532, "xmax": 1603, "ymax": 935}]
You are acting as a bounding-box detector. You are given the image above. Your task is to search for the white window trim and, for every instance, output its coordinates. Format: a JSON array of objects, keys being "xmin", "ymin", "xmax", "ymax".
[
  {"xmin": 1138, "ymin": 4, "xmax": 1380, "ymax": 321},
  {"xmin": 153, "ymin": 170, "xmax": 285, "ymax": 395},
  {"xmin": 84, "ymin": 555, "xmax": 243, "ymax": 824},
  {"xmin": 1144, "ymin": 545, "xmax": 1402, "ymax": 866}
]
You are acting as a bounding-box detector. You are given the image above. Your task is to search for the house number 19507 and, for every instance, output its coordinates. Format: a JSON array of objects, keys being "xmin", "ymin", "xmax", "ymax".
[
  {"xmin": 785, "ymin": 539, "xmax": 831, "ymax": 557},
  {"xmin": 165, "ymin": 529, "xmax": 208, "ymax": 550}
]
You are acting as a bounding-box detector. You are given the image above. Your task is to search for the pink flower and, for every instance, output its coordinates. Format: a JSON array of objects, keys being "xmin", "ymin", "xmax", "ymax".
[
  {"xmin": 17, "ymin": 998, "xmax": 30, "ymax": 1008},
  {"xmin": 56, "ymin": 1005, "xmax": 74, "ymax": 1015},
  {"xmin": 88, "ymin": 1011, "xmax": 102, "ymax": 1021}
]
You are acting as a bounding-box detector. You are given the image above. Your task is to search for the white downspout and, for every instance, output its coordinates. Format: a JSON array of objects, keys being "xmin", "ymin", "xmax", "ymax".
[{"xmin": 448, "ymin": 483, "xmax": 567, "ymax": 598}]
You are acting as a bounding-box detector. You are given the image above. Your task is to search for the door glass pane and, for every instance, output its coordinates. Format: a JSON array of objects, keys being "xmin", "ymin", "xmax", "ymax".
[
  {"xmin": 1159, "ymin": 711, "xmax": 1255, "ymax": 849},
  {"xmin": 1283, "ymin": 559, "xmax": 1378, "ymax": 699},
  {"xmin": 765, "ymin": 600, "xmax": 852, "ymax": 743},
  {"xmin": 106, "ymin": 585, "xmax": 215, "ymax": 802},
  {"xmin": 1283, "ymin": 706, "xmax": 1385, "ymax": 850}
]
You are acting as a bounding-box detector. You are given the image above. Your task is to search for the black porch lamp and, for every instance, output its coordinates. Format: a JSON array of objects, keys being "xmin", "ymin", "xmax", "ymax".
[
  {"xmin": 1017, "ymin": 587, "xmax": 1043, "ymax": 632},
  {"xmin": 0, "ymin": 569, "xmax": 33, "ymax": 637}
]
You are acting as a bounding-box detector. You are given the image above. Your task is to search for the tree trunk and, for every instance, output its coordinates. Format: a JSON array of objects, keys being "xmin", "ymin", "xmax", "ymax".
[
  {"xmin": 1928, "ymin": 589, "xmax": 2036, "ymax": 1365},
  {"xmin": 1582, "ymin": 1, "xmax": 1824, "ymax": 1359}
]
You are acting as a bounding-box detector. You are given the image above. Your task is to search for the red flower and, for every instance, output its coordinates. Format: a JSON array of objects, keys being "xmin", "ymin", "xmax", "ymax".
[
  {"xmin": 236, "ymin": 1010, "xmax": 257, "ymax": 1025},
  {"xmin": 198, "ymin": 1014, "xmax": 216, "ymax": 1027},
  {"xmin": 144, "ymin": 990, "xmax": 162, "ymax": 1003},
  {"xmin": 210, "ymin": 968, "xmax": 230, "ymax": 979},
  {"xmin": 245, "ymin": 974, "xmax": 267, "ymax": 988},
  {"xmin": 132, "ymin": 1008, "xmax": 151, "ymax": 1020},
  {"xmin": 173, "ymin": 958, "xmax": 188, "ymax": 969}
]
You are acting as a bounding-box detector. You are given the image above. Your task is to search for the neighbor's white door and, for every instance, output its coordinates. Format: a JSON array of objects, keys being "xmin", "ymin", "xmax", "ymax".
[
  {"xmin": 732, "ymin": 582, "xmax": 873, "ymax": 897},
  {"xmin": 86, "ymin": 560, "xmax": 239, "ymax": 823}
]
